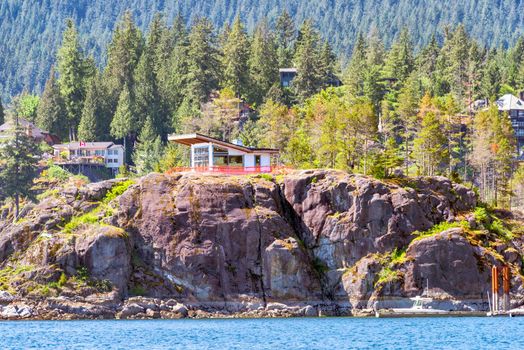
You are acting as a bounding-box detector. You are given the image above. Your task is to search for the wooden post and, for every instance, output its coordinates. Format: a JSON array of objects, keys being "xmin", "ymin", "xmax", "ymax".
[
  {"xmin": 492, "ymin": 266, "xmax": 499, "ymax": 313},
  {"xmin": 503, "ymin": 265, "xmax": 511, "ymax": 312}
]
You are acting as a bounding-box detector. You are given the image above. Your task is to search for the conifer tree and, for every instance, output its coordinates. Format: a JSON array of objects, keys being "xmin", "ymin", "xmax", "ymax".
[
  {"xmin": 0, "ymin": 115, "xmax": 41, "ymax": 220},
  {"xmin": 384, "ymin": 28, "xmax": 414, "ymax": 86},
  {"xmin": 275, "ymin": 10, "xmax": 295, "ymax": 68},
  {"xmin": 110, "ymin": 84, "xmax": 137, "ymax": 159},
  {"xmin": 57, "ymin": 19, "xmax": 91, "ymax": 141},
  {"xmin": 343, "ymin": 33, "xmax": 367, "ymax": 95},
  {"xmin": 103, "ymin": 11, "xmax": 143, "ymax": 113},
  {"xmin": 0, "ymin": 98, "xmax": 4, "ymax": 125},
  {"xmin": 292, "ymin": 20, "xmax": 322, "ymax": 101},
  {"xmin": 221, "ymin": 17, "xmax": 250, "ymax": 98},
  {"xmin": 132, "ymin": 116, "xmax": 164, "ymax": 175},
  {"xmin": 36, "ymin": 67, "xmax": 67, "ymax": 139},
  {"xmin": 185, "ymin": 17, "xmax": 220, "ymax": 103},
  {"xmin": 78, "ymin": 77, "xmax": 102, "ymax": 142},
  {"xmin": 248, "ymin": 20, "xmax": 278, "ymax": 105},
  {"xmin": 133, "ymin": 50, "xmax": 162, "ymax": 134}
]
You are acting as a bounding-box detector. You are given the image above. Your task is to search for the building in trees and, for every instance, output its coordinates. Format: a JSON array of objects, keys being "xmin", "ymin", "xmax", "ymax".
[
  {"xmin": 52, "ymin": 141, "xmax": 125, "ymax": 175},
  {"xmin": 0, "ymin": 117, "xmax": 59, "ymax": 145},
  {"xmin": 495, "ymin": 94, "xmax": 524, "ymax": 157},
  {"xmin": 278, "ymin": 68, "xmax": 342, "ymax": 88},
  {"xmin": 168, "ymin": 133, "xmax": 279, "ymax": 173}
]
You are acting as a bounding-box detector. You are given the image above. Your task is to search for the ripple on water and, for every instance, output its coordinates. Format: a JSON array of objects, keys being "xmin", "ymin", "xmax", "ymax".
[{"xmin": 0, "ymin": 317, "xmax": 522, "ymax": 350}]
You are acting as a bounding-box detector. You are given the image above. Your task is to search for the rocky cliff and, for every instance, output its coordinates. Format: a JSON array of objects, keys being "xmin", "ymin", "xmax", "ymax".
[{"xmin": 0, "ymin": 170, "xmax": 523, "ymax": 319}]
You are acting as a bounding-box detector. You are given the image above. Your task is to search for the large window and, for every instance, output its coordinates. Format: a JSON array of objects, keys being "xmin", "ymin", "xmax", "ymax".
[{"xmin": 193, "ymin": 146, "xmax": 209, "ymax": 167}]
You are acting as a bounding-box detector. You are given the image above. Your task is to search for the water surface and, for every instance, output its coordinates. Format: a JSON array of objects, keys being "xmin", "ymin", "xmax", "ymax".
[{"xmin": 0, "ymin": 317, "xmax": 520, "ymax": 349}]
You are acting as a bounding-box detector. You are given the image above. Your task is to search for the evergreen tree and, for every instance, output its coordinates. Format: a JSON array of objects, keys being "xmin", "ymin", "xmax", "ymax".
[
  {"xmin": 110, "ymin": 84, "xmax": 137, "ymax": 160},
  {"xmin": 221, "ymin": 17, "xmax": 250, "ymax": 98},
  {"xmin": 132, "ymin": 116, "xmax": 164, "ymax": 175},
  {"xmin": 133, "ymin": 49, "xmax": 162, "ymax": 134},
  {"xmin": 103, "ymin": 11, "xmax": 143, "ymax": 113},
  {"xmin": 384, "ymin": 28, "xmax": 414, "ymax": 86},
  {"xmin": 292, "ymin": 20, "xmax": 322, "ymax": 101},
  {"xmin": 343, "ymin": 33, "xmax": 367, "ymax": 95},
  {"xmin": 185, "ymin": 17, "xmax": 220, "ymax": 103},
  {"xmin": 78, "ymin": 77, "xmax": 103, "ymax": 142},
  {"xmin": 275, "ymin": 10, "xmax": 295, "ymax": 68},
  {"xmin": 0, "ymin": 116, "xmax": 41, "ymax": 220},
  {"xmin": 36, "ymin": 67, "xmax": 67, "ymax": 139},
  {"xmin": 57, "ymin": 19, "xmax": 91, "ymax": 141},
  {"xmin": 413, "ymin": 97, "xmax": 448, "ymax": 176},
  {"xmin": 248, "ymin": 20, "xmax": 278, "ymax": 105},
  {"xmin": 0, "ymin": 98, "xmax": 4, "ymax": 125}
]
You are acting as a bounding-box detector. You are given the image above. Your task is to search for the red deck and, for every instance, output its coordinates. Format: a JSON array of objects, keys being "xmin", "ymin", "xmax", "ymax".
[{"xmin": 167, "ymin": 165, "xmax": 291, "ymax": 175}]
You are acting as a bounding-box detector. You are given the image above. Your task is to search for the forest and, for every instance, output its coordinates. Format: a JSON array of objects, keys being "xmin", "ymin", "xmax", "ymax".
[
  {"xmin": 2, "ymin": 9, "xmax": 524, "ymax": 209},
  {"xmin": 2, "ymin": 0, "xmax": 524, "ymax": 99}
]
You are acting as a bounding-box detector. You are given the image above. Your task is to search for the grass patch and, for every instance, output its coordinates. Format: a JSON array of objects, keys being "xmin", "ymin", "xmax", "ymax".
[
  {"xmin": 130, "ymin": 285, "xmax": 147, "ymax": 296},
  {"xmin": 0, "ymin": 265, "xmax": 34, "ymax": 294},
  {"xmin": 411, "ymin": 221, "xmax": 468, "ymax": 242},
  {"xmin": 104, "ymin": 180, "xmax": 135, "ymax": 203}
]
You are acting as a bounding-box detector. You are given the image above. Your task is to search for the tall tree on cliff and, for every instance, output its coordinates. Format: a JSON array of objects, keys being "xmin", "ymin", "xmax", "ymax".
[
  {"xmin": 292, "ymin": 20, "xmax": 322, "ymax": 102},
  {"xmin": 133, "ymin": 49, "xmax": 162, "ymax": 135},
  {"xmin": 57, "ymin": 19, "xmax": 92, "ymax": 141},
  {"xmin": 221, "ymin": 17, "xmax": 250, "ymax": 98},
  {"xmin": 132, "ymin": 116, "xmax": 164, "ymax": 175},
  {"xmin": 275, "ymin": 10, "xmax": 296, "ymax": 68},
  {"xmin": 0, "ymin": 97, "xmax": 4, "ymax": 125},
  {"xmin": 248, "ymin": 20, "xmax": 278, "ymax": 106},
  {"xmin": 0, "ymin": 115, "xmax": 41, "ymax": 221},
  {"xmin": 185, "ymin": 17, "xmax": 220, "ymax": 104},
  {"xmin": 103, "ymin": 11, "xmax": 143, "ymax": 115},
  {"xmin": 343, "ymin": 33, "xmax": 367, "ymax": 95},
  {"xmin": 36, "ymin": 67, "xmax": 67, "ymax": 140},
  {"xmin": 110, "ymin": 84, "xmax": 137, "ymax": 161},
  {"xmin": 78, "ymin": 75, "xmax": 106, "ymax": 142}
]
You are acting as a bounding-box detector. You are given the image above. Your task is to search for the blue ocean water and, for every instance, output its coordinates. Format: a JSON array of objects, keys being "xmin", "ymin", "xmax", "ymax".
[{"xmin": 0, "ymin": 317, "xmax": 522, "ymax": 349}]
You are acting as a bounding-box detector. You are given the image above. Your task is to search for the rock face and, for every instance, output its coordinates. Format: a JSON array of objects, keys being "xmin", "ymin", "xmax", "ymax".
[{"xmin": 1, "ymin": 169, "xmax": 521, "ymax": 318}]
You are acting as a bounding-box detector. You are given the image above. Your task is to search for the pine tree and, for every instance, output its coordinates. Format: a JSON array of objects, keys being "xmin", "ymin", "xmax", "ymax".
[
  {"xmin": 343, "ymin": 33, "xmax": 367, "ymax": 95},
  {"xmin": 292, "ymin": 20, "xmax": 322, "ymax": 101},
  {"xmin": 132, "ymin": 116, "xmax": 164, "ymax": 175},
  {"xmin": 185, "ymin": 17, "xmax": 220, "ymax": 103},
  {"xmin": 413, "ymin": 97, "xmax": 448, "ymax": 176},
  {"xmin": 221, "ymin": 17, "xmax": 250, "ymax": 98},
  {"xmin": 57, "ymin": 19, "xmax": 91, "ymax": 141},
  {"xmin": 0, "ymin": 98, "xmax": 4, "ymax": 125},
  {"xmin": 133, "ymin": 50, "xmax": 162, "ymax": 134},
  {"xmin": 384, "ymin": 28, "xmax": 414, "ymax": 86},
  {"xmin": 0, "ymin": 115, "xmax": 41, "ymax": 220},
  {"xmin": 36, "ymin": 67, "xmax": 67, "ymax": 140},
  {"xmin": 248, "ymin": 20, "xmax": 278, "ymax": 106},
  {"xmin": 78, "ymin": 77, "xmax": 102, "ymax": 142},
  {"xmin": 103, "ymin": 11, "xmax": 143, "ymax": 114},
  {"xmin": 110, "ymin": 84, "xmax": 137, "ymax": 160},
  {"xmin": 275, "ymin": 10, "xmax": 295, "ymax": 68}
]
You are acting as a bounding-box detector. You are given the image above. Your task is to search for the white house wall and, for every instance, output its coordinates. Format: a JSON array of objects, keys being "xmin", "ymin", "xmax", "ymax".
[
  {"xmin": 244, "ymin": 154, "xmax": 255, "ymax": 167},
  {"xmin": 260, "ymin": 154, "xmax": 271, "ymax": 167}
]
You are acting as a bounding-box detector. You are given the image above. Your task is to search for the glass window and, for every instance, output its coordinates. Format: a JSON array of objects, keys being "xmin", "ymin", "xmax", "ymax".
[
  {"xmin": 193, "ymin": 146, "xmax": 209, "ymax": 167},
  {"xmin": 228, "ymin": 155, "xmax": 243, "ymax": 166}
]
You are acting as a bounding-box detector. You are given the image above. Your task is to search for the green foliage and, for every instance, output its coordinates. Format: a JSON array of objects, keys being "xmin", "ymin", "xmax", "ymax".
[
  {"xmin": 312, "ymin": 256, "xmax": 329, "ymax": 275},
  {"xmin": 104, "ymin": 180, "xmax": 135, "ymax": 203},
  {"xmin": 412, "ymin": 221, "xmax": 468, "ymax": 241},
  {"xmin": 44, "ymin": 165, "xmax": 73, "ymax": 182}
]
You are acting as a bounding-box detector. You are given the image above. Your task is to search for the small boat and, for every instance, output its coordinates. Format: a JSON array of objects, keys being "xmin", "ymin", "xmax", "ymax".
[{"xmin": 374, "ymin": 295, "xmax": 448, "ymax": 318}]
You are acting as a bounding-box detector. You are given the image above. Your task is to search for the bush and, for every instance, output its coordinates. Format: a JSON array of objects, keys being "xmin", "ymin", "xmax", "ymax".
[{"xmin": 45, "ymin": 165, "xmax": 72, "ymax": 182}]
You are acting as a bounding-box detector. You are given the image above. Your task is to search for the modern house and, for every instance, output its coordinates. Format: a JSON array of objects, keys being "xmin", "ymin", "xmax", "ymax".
[
  {"xmin": 52, "ymin": 142, "xmax": 125, "ymax": 174},
  {"xmin": 496, "ymin": 94, "xmax": 524, "ymax": 157},
  {"xmin": 168, "ymin": 133, "xmax": 279, "ymax": 173},
  {"xmin": 0, "ymin": 118, "xmax": 60, "ymax": 145},
  {"xmin": 279, "ymin": 68, "xmax": 342, "ymax": 88}
]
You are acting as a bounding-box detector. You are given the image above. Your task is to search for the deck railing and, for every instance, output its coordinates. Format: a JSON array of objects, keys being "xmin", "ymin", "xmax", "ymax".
[{"xmin": 167, "ymin": 165, "xmax": 292, "ymax": 175}]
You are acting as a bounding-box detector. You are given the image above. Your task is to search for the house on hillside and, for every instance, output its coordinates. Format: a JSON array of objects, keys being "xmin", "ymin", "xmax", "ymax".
[
  {"xmin": 496, "ymin": 94, "xmax": 524, "ymax": 157},
  {"xmin": 168, "ymin": 133, "xmax": 279, "ymax": 173},
  {"xmin": 279, "ymin": 68, "xmax": 342, "ymax": 88},
  {"xmin": 53, "ymin": 141, "xmax": 125, "ymax": 175},
  {"xmin": 0, "ymin": 118, "xmax": 60, "ymax": 145}
]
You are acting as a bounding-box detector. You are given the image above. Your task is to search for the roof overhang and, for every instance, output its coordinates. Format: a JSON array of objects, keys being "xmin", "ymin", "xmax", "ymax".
[{"xmin": 168, "ymin": 133, "xmax": 279, "ymax": 154}]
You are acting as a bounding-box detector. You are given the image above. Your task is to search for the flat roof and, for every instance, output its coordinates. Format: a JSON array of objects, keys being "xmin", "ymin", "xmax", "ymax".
[
  {"xmin": 168, "ymin": 133, "xmax": 279, "ymax": 154},
  {"xmin": 53, "ymin": 142, "xmax": 123, "ymax": 150}
]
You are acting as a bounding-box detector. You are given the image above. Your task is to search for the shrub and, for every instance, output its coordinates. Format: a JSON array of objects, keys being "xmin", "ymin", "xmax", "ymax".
[
  {"xmin": 104, "ymin": 180, "xmax": 135, "ymax": 203},
  {"xmin": 58, "ymin": 272, "xmax": 67, "ymax": 287},
  {"xmin": 411, "ymin": 221, "xmax": 466, "ymax": 241}
]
